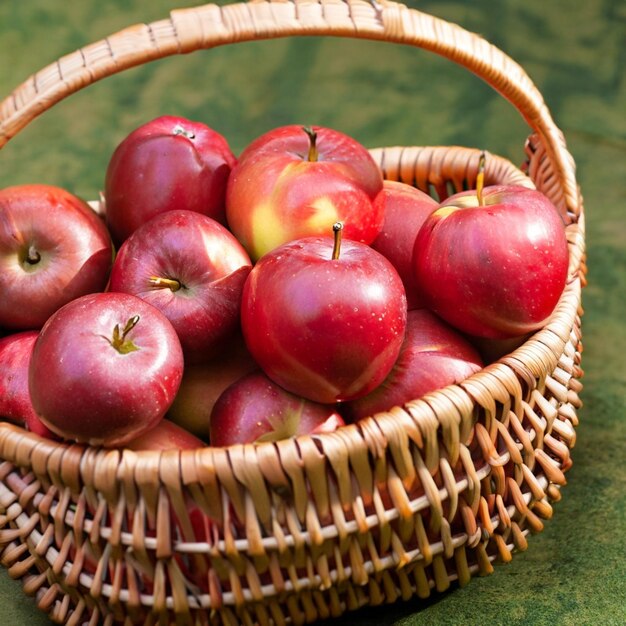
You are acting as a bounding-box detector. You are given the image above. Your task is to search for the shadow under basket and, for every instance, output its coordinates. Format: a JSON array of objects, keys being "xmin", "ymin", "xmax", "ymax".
[{"xmin": 0, "ymin": 1, "xmax": 586, "ymax": 625}]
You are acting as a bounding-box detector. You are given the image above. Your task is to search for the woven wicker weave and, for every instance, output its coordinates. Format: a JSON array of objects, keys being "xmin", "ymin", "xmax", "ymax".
[{"xmin": 0, "ymin": 1, "xmax": 585, "ymax": 625}]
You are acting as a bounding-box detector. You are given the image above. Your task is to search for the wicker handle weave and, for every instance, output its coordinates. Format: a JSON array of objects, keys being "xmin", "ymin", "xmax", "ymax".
[{"xmin": 0, "ymin": 0, "xmax": 578, "ymax": 214}]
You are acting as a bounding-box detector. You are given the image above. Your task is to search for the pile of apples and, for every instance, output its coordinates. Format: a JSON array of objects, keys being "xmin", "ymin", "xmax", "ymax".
[{"xmin": 0, "ymin": 116, "xmax": 570, "ymax": 452}]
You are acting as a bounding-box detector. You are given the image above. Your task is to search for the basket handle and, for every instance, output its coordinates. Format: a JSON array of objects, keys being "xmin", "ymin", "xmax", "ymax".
[{"xmin": 0, "ymin": 0, "xmax": 579, "ymax": 216}]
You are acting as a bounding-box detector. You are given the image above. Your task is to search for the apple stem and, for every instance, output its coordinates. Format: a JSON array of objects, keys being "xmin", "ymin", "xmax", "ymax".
[
  {"xmin": 149, "ymin": 276, "xmax": 183, "ymax": 292},
  {"xmin": 121, "ymin": 315, "xmax": 140, "ymax": 337},
  {"xmin": 26, "ymin": 244, "xmax": 41, "ymax": 265},
  {"xmin": 476, "ymin": 151, "xmax": 486, "ymax": 206},
  {"xmin": 104, "ymin": 315, "xmax": 141, "ymax": 354},
  {"xmin": 332, "ymin": 222, "xmax": 344, "ymax": 260},
  {"xmin": 303, "ymin": 126, "xmax": 318, "ymax": 162},
  {"xmin": 172, "ymin": 124, "xmax": 196, "ymax": 140}
]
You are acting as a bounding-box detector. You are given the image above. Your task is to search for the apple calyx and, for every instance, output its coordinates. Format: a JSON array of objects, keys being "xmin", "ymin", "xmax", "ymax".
[
  {"xmin": 149, "ymin": 276, "xmax": 183, "ymax": 292},
  {"xmin": 476, "ymin": 151, "xmax": 486, "ymax": 206},
  {"xmin": 332, "ymin": 221, "xmax": 344, "ymax": 260},
  {"xmin": 255, "ymin": 409, "xmax": 301, "ymax": 443},
  {"xmin": 104, "ymin": 315, "xmax": 141, "ymax": 354},
  {"xmin": 21, "ymin": 244, "xmax": 41, "ymax": 267},
  {"xmin": 172, "ymin": 124, "xmax": 196, "ymax": 140},
  {"xmin": 303, "ymin": 126, "xmax": 319, "ymax": 162}
]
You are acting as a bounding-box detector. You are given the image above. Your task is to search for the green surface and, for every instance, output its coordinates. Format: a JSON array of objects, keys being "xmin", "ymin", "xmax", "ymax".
[{"xmin": 0, "ymin": 0, "xmax": 624, "ymax": 624}]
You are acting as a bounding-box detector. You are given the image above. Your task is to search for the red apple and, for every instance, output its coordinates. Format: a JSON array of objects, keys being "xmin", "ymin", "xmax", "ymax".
[
  {"xmin": 226, "ymin": 125, "xmax": 384, "ymax": 261},
  {"xmin": 370, "ymin": 180, "xmax": 437, "ymax": 309},
  {"xmin": 167, "ymin": 333, "xmax": 259, "ymax": 439},
  {"xmin": 29, "ymin": 292, "xmax": 184, "ymax": 446},
  {"xmin": 0, "ymin": 184, "xmax": 113, "ymax": 330},
  {"xmin": 344, "ymin": 309, "xmax": 483, "ymax": 421},
  {"xmin": 125, "ymin": 419, "xmax": 206, "ymax": 451},
  {"xmin": 413, "ymin": 185, "xmax": 569, "ymax": 339},
  {"xmin": 0, "ymin": 330, "xmax": 39, "ymax": 425},
  {"xmin": 210, "ymin": 372, "xmax": 344, "ymax": 446},
  {"xmin": 107, "ymin": 210, "xmax": 252, "ymax": 363},
  {"xmin": 241, "ymin": 224, "xmax": 407, "ymax": 404},
  {"xmin": 104, "ymin": 115, "xmax": 236, "ymax": 245},
  {"xmin": 0, "ymin": 330, "xmax": 58, "ymax": 439}
]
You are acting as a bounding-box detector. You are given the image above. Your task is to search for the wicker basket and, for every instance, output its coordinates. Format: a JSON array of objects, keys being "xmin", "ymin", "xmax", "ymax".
[{"xmin": 0, "ymin": 1, "xmax": 585, "ymax": 625}]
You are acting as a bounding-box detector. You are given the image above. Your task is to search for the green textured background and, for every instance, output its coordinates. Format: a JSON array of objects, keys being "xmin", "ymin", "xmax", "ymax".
[{"xmin": 0, "ymin": 1, "xmax": 624, "ymax": 624}]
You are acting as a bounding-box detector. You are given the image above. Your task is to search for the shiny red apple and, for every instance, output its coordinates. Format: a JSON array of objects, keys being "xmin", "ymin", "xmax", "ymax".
[
  {"xmin": 108, "ymin": 210, "xmax": 252, "ymax": 364},
  {"xmin": 370, "ymin": 180, "xmax": 437, "ymax": 309},
  {"xmin": 104, "ymin": 115, "xmax": 236, "ymax": 245},
  {"xmin": 226, "ymin": 125, "xmax": 384, "ymax": 260},
  {"xmin": 29, "ymin": 292, "xmax": 184, "ymax": 446},
  {"xmin": 0, "ymin": 330, "xmax": 57, "ymax": 440},
  {"xmin": 241, "ymin": 224, "xmax": 407, "ymax": 403},
  {"xmin": 413, "ymin": 185, "xmax": 569, "ymax": 339},
  {"xmin": 0, "ymin": 330, "xmax": 57, "ymax": 438},
  {"xmin": 344, "ymin": 309, "xmax": 483, "ymax": 420},
  {"xmin": 0, "ymin": 184, "xmax": 113, "ymax": 330},
  {"xmin": 0, "ymin": 331, "xmax": 40, "ymax": 425},
  {"xmin": 210, "ymin": 372, "xmax": 345, "ymax": 446}
]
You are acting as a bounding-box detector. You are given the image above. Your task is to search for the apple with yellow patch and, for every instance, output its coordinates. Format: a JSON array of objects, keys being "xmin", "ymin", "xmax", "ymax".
[
  {"xmin": 225, "ymin": 125, "xmax": 384, "ymax": 261},
  {"xmin": 210, "ymin": 372, "xmax": 345, "ymax": 446},
  {"xmin": 413, "ymin": 183, "xmax": 569, "ymax": 339}
]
